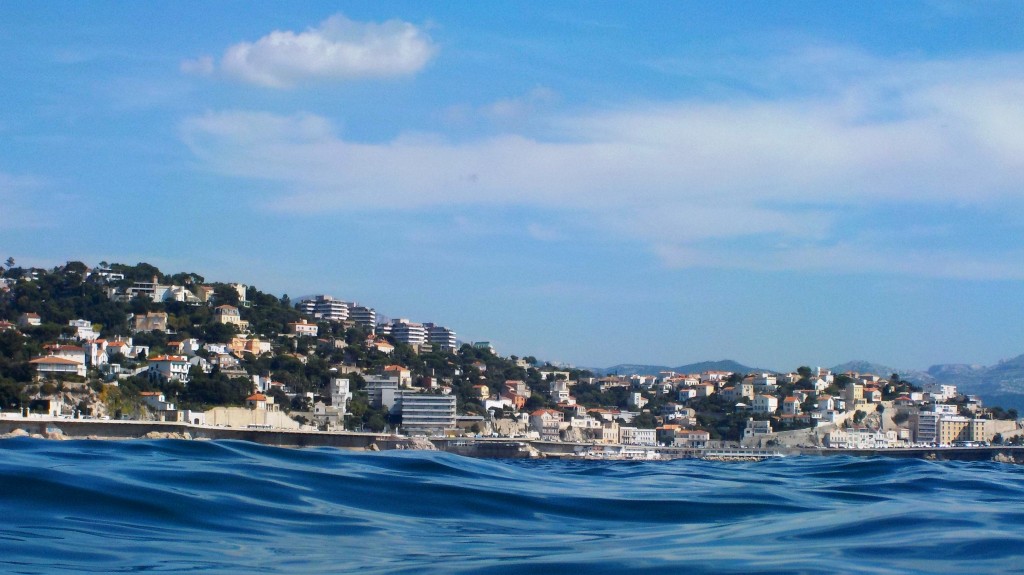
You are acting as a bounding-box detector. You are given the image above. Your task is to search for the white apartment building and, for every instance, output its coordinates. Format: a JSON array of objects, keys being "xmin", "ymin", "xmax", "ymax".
[
  {"xmin": 329, "ymin": 377, "xmax": 351, "ymax": 409},
  {"xmin": 298, "ymin": 295, "xmax": 350, "ymax": 322},
  {"xmin": 424, "ymin": 323, "xmax": 457, "ymax": 352},
  {"xmin": 389, "ymin": 318, "xmax": 426, "ymax": 346},
  {"xmin": 550, "ymin": 380, "xmax": 570, "ymax": 403},
  {"xmin": 619, "ymin": 427, "xmax": 657, "ymax": 446},
  {"xmin": 347, "ymin": 304, "xmax": 376, "ymax": 328},
  {"xmin": 395, "ymin": 391, "xmax": 457, "ymax": 435}
]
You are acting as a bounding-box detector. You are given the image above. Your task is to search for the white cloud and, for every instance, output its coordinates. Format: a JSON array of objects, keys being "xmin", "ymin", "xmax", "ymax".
[
  {"xmin": 186, "ymin": 14, "xmax": 437, "ymax": 88},
  {"xmin": 180, "ymin": 56, "xmax": 214, "ymax": 76},
  {"xmin": 179, "ymin": 52, "xmax": 1024, "ymax": 277}
]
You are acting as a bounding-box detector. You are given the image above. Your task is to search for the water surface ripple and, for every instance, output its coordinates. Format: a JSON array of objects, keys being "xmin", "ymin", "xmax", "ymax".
[{"xmin": 1, "ymin": 438, "xmax": 1023, "ymax": 574}]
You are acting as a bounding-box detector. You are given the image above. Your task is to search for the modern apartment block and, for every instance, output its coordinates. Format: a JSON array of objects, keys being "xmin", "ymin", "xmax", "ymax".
[
  {"xmin": 394, "ymin": 391, "xmax": 456, "ymax": 434},
  {"xmin": 347, "ymin": 304, "xmax": 376, "ymax": 328},
  {"xmin": 913, "ymin": 411, "xmax": 990, "ymax": 445},
  {"xmin": 388, "ymin": 318, "xmax": 426, "ymax": 346},
  {"xmin": 912, "ymin": 411, "xmax": 939, "ymax": 444},
  {"xmin": 297, "ymin": 295, "xmax": 350, "ymax": 322},
  {"xmin": 424, "ymin": 323, "xmax": 457, "ymax": 352}
]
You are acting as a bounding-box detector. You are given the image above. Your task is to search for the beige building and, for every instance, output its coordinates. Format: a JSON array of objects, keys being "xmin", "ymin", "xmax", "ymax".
[
  {"xmin": 289, "ymin": 319, "xmax": 318, "ymax": 337},
  {"xmin": 133, "ymin": 312, "xmax": 168, "ymax": 333},
  {"xmin": 844, "ymin": 382, "xmax": 866, "ymax": 408},
  {"xmin": 214, "ymin": 305, "xmax": 248, "ymax": 329},
  {"xmin": 204, "ymin": 406, "xmax": 299, "ymax": 429},
  {"xmin": 938, "ymin": 416, "xmax": 970, "ymax": 446}
]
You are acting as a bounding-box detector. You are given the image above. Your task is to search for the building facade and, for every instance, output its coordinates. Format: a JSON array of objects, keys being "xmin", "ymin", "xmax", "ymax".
[
  {"xmin": 395, "ymin": 391, "xmax": 457, "ymax": 435},
  {"xmin": 298, "ymin": 295, "xmax": 350, "ymax": 322}
]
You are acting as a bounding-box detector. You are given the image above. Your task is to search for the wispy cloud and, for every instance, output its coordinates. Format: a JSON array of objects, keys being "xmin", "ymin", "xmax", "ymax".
[
  {"xmin": 179, "ymin": 50, "xmax": 1024, "ymax": 278},
  {"xmin": 183, "ymin": 14, "xmax": 436, "ymax": 88}
]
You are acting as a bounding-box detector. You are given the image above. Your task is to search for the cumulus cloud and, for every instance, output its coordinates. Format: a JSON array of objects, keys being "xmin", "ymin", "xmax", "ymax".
[
  {"xmin": 179, "ymin": 52, "xmax": 1024, "ymax": 278},
  {"xmin": 183, "ymin": 14, "xmax": 436, "ymax": 88}
]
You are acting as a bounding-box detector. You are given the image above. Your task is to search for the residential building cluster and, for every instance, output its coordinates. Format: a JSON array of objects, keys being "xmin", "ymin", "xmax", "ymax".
[{"xmin": 2, "ymin": 261, "xmax": 1020, "ymax": 450}]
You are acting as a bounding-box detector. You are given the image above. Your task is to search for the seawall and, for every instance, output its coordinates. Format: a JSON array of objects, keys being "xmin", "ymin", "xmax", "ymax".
[{"xmin": 4, "ymin": 416, "xmax": 1024, "ymax": 462}]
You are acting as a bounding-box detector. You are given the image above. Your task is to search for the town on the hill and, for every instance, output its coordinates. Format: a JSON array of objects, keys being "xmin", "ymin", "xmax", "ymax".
[{"xmin": 0, "ymin": 259, "xmax": 1021, "ymax": 454}]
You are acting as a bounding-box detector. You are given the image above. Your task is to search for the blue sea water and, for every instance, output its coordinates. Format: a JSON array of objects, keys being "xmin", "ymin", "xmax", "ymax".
[{"xmin": 1, "ymin": 439, "xmax": 1024, "ymax": 574}]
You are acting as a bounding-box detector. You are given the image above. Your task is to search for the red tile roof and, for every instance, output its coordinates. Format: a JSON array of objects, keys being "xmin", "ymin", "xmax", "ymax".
[{"xmin": 30, "ymin": 356, "xmax": 82, "ymax": 365}]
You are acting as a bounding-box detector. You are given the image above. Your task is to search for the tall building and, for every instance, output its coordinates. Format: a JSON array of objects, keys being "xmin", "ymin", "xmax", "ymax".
[
  {"xmin": 328, "ymin": 378, "xmax": 351, "ymax": 408},
  {"xmin": 424, "ymin": 323, "xmax": 457, "ymax": 352},
  {"xmin": 389, "ymin": 318, "xmax": 426, "ymax": 346},
  {"xmin": 394, "ymin": 391, "xmax": 456, "ymax": 435},
  {"xmin": 297, "ymin": 295, "xmax": 349, "ymax": 322},
  {"xmin": 365, "ymin": 376, "xmax": 401, "ymax": 408},
  {"xmin": 347, "ymin": 304, "xmax": 376, "ymax": 329},
  {"xmin": 913, "ymin": 411, "xmax": 939, "ymax": 444}
]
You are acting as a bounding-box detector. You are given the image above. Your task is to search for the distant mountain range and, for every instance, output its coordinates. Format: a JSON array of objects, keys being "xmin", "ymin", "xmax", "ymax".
[
  {"xmin": 829, "ymin": 356, "xmax": 1024, "ymax": 410},
  {"xmin": 593, "ymin": 355, "xmax": 1024, "ymax": 411},
  {"xmin": 592, "ymin": 360, "xmax": 766, "ymax": 377}
]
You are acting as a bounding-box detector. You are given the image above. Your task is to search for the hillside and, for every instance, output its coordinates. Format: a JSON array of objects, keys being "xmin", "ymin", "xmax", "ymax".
[
  {"xmin": 926, "ymin": 354, "xmax": 1024, "ymax": 410},
  {"xmin": 830, "ymin": 356, "xmax": 1024, "ymax": 411}
]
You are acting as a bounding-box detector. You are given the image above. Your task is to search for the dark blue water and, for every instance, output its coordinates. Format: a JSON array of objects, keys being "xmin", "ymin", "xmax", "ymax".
[{"xmin": 2, "ymin": 439, "xmax": 1024, "ymax": 574}]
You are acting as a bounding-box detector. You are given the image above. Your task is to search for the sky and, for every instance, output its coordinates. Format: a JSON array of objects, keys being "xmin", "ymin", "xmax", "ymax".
[{"xmin": 2, "ymin": 1, "xmax": 1024, "ymax": 372}]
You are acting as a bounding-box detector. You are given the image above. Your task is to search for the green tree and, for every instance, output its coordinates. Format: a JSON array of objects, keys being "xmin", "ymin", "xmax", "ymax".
[{"xmin": 634, "ymin": 412, "xmax": 658, "ymax": 429}]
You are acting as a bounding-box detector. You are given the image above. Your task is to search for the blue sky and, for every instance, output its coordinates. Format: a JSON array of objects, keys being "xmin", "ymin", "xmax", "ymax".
[{"xmin": 3, "ymin": 2, "xmax": 1024, "ymax": 371}]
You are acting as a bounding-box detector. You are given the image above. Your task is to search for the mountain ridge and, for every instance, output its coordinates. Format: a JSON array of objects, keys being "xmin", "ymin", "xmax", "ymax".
[
  {"xmin": 592, "ymin": 359, "xmax": 770, "ymax": 377},
  {"xmin": 590, "ymin": 355, "xmax": 1024, "ymax": 411}
]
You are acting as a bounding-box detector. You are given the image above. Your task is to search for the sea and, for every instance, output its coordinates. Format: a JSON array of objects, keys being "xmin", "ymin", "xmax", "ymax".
[{"xmin": 1, "ymin": 439, "xmax": 1023, "ymax": 575}]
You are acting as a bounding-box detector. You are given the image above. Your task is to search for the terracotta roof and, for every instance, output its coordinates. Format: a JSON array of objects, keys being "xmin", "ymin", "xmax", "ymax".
[
  {"xmin": 30, "ymin": 356, "xmax": 82, "ymax": 365},
  {"xmin": 45, "ymin": 345, "xmax": 84, "ymax": 352},
  {"xmin": 247, "ymin": 393, "xmax": 267, "ymax": 401},
  {"xmin": 149, "ymin": 355, "xmax": 187, "ymax": 362}
]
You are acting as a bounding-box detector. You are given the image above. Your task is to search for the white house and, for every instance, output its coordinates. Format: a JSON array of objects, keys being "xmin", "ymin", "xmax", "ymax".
[
  {"xmin": 289, "ymin": 319, "xmax": 318, "ymax": 337},
  {"xmin": 619, "ymin": 426, "xmax": 657, "ymax": 446},
  {"xmin": 68, "ymin": 319, "xmax": 99, "ymax": 341},
  {"xmin": 147, "ymin": 355, "xmax": 191, "ymax": 383},
  {"xmin": 30, "ymin": 356, "xmax": 87, "ymax": 378},
  {"xmin": 752, "ymin": 395, "xmax": 779, "ymax": 414},
  {"xmin": 529, "ymin": 409, "xmax": 564, "ymax": 441}
]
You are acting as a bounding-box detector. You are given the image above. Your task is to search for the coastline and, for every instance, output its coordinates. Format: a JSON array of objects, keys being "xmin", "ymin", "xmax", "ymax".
[{"xmin": 3, "ymin": 415, "xmax": 1023, "ymax": 463}]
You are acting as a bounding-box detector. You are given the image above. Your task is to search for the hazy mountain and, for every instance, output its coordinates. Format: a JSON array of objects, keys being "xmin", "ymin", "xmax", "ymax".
[
  {"xmin": 594, "ymin": 359, "xmax": 765, "ymax": 377},
  {"xmin": 593, "ymin": 355, "xmax": 1024, "ymax": 411},
  {"xmin": 925, "ymin": 354, "xmax": 1024, "ymax": 410},
  {"xmin": 673, "ymin": 360, "xmax": 767, "ymax": 374},
  {"xmin": 595, "ymin": 364, "xmax": 673, "ymax": 376},
  {"xmin": 830, "ymin": 360, "xmax": 935, "ymax": 385},
  {"xmin": 831, "ymin": 355, "xmax": 1024, "ymax": 411}
]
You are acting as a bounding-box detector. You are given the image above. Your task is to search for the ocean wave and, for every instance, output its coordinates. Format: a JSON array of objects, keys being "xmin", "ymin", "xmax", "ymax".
[{"xmin": 2, "ymin": 438, "xmax": 1024, "ymax": 574}]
